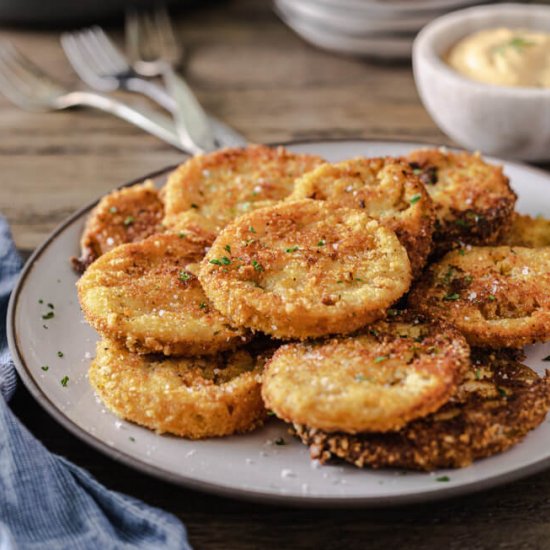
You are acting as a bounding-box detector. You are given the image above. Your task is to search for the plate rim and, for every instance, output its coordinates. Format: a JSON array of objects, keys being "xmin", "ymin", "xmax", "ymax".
[{"xmin": 8, "ymin": 137, "xmax": 550, "ymax": 508}]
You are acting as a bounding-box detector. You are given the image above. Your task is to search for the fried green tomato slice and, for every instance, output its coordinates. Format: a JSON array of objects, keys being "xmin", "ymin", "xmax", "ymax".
[
  {"xmin": 408, "ymin": 246, "xmax": 550, "ymax": 348},
  {"xmin": 89, "ymin": 339, "xmax": 266, "ymax": 439},
  {"xmin": 500, "ymin": 213, "xmax": 550, "ymax": 248},
  {"xmin": 198, "ymin": 199, "xmax": 412, "ymax": 339},
  {"xmin": 77, "ymin": 233, "xmax": 248, "ymax": 356},
  {"xmin": 289, "ymin": 157, "xmax": 435, "ymax": 277},
  {"xmin": 295, "ymin": 350, "xmax": 550, "ymax": 471},
  {"xmin": 404, "ymin": 149, "xmax": 516, "ymax": 256},
  {"xmin": 73, "ymin": 181, "xmax": 164, "ymax": 273},
  {"xmin": 162, "ymin": 144, "xmax": 325, "ymax": 234},
  {"xmin": 262, "ymin": 313, "xmax": 469, "ymax": 433}
]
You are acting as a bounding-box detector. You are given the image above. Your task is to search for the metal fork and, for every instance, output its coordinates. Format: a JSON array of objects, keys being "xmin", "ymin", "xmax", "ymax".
[
  {"xmin": 126, "ymin": 5, "xmax": 217, "ymax": 154},
  {"xmin": 61, "ymin": 26, "xmax": 246, "ymax": 151},
  {"xmin": 0, "ymin": 41, "xmax": 186, "ymax": 150}
]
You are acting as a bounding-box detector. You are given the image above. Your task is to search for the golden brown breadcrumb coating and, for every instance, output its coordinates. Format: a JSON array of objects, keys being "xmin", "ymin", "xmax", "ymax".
[
  {"xmin": 78, "ymin": 233, "xmax": 248, "ymax": 356},
  {"xmin": 73, "ymin": 181, "xmax": 164, "ymax": 273},
  {"xmin": 289, "ymin": 157, "xmax": 435, "ymax": 277},
  {"xmin": 408, "ymin": 246, "xmax": 550, "ymax": 348},
  {"xmin": 162, "ymin": 144, "xmax": 325, "ymax": 234},
  {"xmin": 89, "ymin": 339, "xmax": 267, "ymax": 439},
  {"xmin": 199, "ymin": 199, "xmax": 412, "ymax": 339},
  {"xmin": 295, "ymin": 350, "xmax": 550, "ymax": 471},
  {"xmin": 500, "ymin": 213, "xmax": 550, "ymax": 248},
  {"xmin": 404, "ymin": 149, "xmax": 516, "ymax": 256},
  {"xmin": 262, "ymin": 312, "xmax": 469, "ymax": 433}
]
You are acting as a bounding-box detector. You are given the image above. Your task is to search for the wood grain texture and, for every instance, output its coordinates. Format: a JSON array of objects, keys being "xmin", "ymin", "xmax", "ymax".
[{"xmin": 3, "ymin": 1, "xmax": 550, "ymax": 549}]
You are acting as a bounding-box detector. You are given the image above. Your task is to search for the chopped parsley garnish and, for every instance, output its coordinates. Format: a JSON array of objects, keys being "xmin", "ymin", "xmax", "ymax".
[
  {"xmin": 355, "ymin": 374, "xmax": 368, "ymax": 382},
  {"xmin": 41, "ymin": 366, "xmax": 49, "ymax": 371},
  {"xmin": 436, "ymin": 476, "xmax": 450, "ymax": 482},
  {"xmin": 123, "ymin": 216, "xmax": 134, "ymax": 226},
  {"xmin": 458, "ymin": 248, "xmax": 465, "ymax": 256},
  {"xmin": 475, "ymin": 369, "xmax": 482, "ymax": 380},
  {"xmin": 336, "ymin": 280, "xmax": 344, "ymax": 284},
  {"xmin": 498, "ymin": 387, "xmax": 508, "ymax": 398},
  {"xmin": 42, "ymin": 311, "xmax": 54, "ymax": 320},
  {"xmin": 210, "ymin": 257, "xmax": 231, "ymax": 266},
  {"xmin": 178, "ymin": 231, "xmax": 186, "ymax": 239},
  {"xmin": 455, "ymin": 219, "xmax": 469, "ymax": 227},
  {"xmin": 463, "ymin": 275, "xmax": 473, "ymax": 286},
  {"xmin": 47, "ymin": 303, "xmax": 54, "ymax": 309},
  {"xmin": 57, "ymin": 351, "xmax": 64, "ymax": 358},
  {"xmin": 267, "ymin": 411, "xmax": 276, "ymax": 416},
  {"xmin": 488, "ymin": 294, "xmax": 496, "ymax": 301},
  {"xmin": 179, "ymin": 270, "xmax": 191, "ymax": 281},
  {"xmin": 129, "ymin": 436, "xmax": 135, "ymax": 442},
  {"xmin": 317, "ymin": 240, "xmax": 325, "ymax": 247},
  {"xmin": 355, "ymin": 277, "xmax": 364, "ymax": 282},
  {"xmin": 495, "ymin": 37, "xmax": 535, "ymax": 55},
  {"xmin": 387, "ymin": 309, "xmax": 399, "ymax": 317},
  {"xmin": 412, "ymin": 168, "xmax": 422, "ymax": 175},
  {"xmin": 109, "ymin": 206, "xmax": 117, "ymax": 213},
  {"xmin": 285, "ymin": 246, "xmax": 299, "ymax": 253},
  {"xmin": 252, "ymin": 260, "xmax": 263, "ymax": 272},
  {"xmin": 248, "ymin": 226, "xmax": 256, "ymax": 233},
  {"xmin": 409, "ymin": 193, "xmax": 422, "ymax": 205},
  {"xmin": 199, "ymin": 302, "xmax": 207, "ymax": 309},
  {"xmin": 443, "ymin": 292, "xmax": 460, "ymax": 301},
  {"xmin": 190, "ymin": 203, "xmax": 199, "ymax": 209},
  {"xmin": 374, "ymin": 356, "xmax": 388, "ymax": 363},
  {"xmin": 38, "ymin": 299, "xmax": 43, "ymax": 304},
  {"xmin": 224, "ymin": 244, "xmax": 231, "ymax": 253},
  {"xmin": 60, "ymin": 376, "xmax": 69, "ymax": 387},
  {"xmin": 369, "ymin": 329, "xmax": 378, "ymax": 337},
  {"xmin": 274, "ymin": 437, "xmax": 286, "ymax": 446}
]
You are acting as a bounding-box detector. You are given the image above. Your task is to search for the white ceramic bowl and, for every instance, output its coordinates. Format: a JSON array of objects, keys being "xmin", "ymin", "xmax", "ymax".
[{"xmin": 413, "ymin": 3, "xmax": 550, "ymax": 161}]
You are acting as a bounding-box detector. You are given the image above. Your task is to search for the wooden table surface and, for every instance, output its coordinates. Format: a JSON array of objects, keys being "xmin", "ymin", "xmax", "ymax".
[{"xmin": 3, "ymin": 1, "xmax": 550, "ymax": 549}]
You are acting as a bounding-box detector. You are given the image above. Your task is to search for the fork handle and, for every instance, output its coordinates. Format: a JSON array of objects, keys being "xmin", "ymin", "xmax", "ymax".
[
  {"xmin": 62, "ymin": 90, "xmax": 188, "ymax": 151},
  {"xmin": 126, "ymin": 75, "xmax": 248, "ymax": 149}
]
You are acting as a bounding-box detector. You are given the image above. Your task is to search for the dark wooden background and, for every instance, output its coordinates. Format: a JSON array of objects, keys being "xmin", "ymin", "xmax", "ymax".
[{"xmin": 3, "ymin": 1, "xmax": 550, "ymax": 548}]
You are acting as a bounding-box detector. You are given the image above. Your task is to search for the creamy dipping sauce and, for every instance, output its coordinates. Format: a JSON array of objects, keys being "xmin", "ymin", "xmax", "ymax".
[{"xmin": 447, "ymin": 27, "xmax": 550, "ymax": 88}]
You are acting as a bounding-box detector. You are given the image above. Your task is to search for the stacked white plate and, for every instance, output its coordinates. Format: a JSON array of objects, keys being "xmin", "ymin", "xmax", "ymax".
[{"xmin": 274, "ymin": 0, "xmax": 495, "ymax": 59}]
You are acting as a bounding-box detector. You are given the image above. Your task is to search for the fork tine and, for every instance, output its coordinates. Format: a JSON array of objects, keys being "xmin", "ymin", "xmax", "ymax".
[
  {"xmin": 0, "ymin": 43, "xmax": 41, "ymax": 93},
  {"xmin": 125, "ymin": 9, "xmax": 141, "ymax": 65},
  {"xmin": 61, "ymin": 32, "xmax": 103, "ymax": 84},
  {"xmin": 81, "ymin": 28, "xmax": 122, "ymax": 75},
  {"xmin": 91, "ymin": 27, "xmax": 129, "ymax": 72},
  {"xmin": 154, "ymin": 4, "xmax": 179, "ymax": 54}
]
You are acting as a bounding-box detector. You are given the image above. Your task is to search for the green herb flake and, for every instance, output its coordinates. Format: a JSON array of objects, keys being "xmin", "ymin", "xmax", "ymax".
[
  {"xmin": 285, "ymin": 246, "xmax": 299, "ymax": 253},
  {"xmin": 41, "ymin": 365, "xmax": 49, "ymax": 372},
  {"xmin": 42, "ymin": 311, "xmax": 54, "ymax": 320},
  {"xmin": 443, "ymin": 293, "xmax": 460, "ymax": 301},
  {"xmin": 252, "ymin": 260, "xmax": 263, "ymax": 272},
  {"xmin": 267, "ymin": 411, "xmax": 276, "ymax": 416},
  {"xmin": 409, "ymin": 193, "xmax": 422, "ymax": 205},
  {"xmin": 455, "ymin": 219, "xmax": 469, "ymax": 228},
  {"xmin": 209, "ymin": 259, "xmax": 223, "ymax": 266},
  {"xmin": 57, "ymin": 351, "xmax": 64, "ymax": 358},
  {"xmin": 60, "ymin": 376, "xmax": 69, "ymax": 387},
  {"xmin": 38, "ymin": 299, "xmax": 43, "ymax": 304},
  {"xmin": 179, "ymin": 270, "xmax": 191, "ymax": 282},
  {"xmin": 109, "ymin": 206, "xmax": 117, "ymax": 214},
  {"xmin": 317, "ymin": 240, "xmax": 325, "ymax": 247},
  {"xmin": 123, "ymin": 216, "xmax": 134, "ymax": 226},
  {"xmin": 475, "ymin": 369, "xmax": 482, "ymax": 380},
  {"xmin": 488, "ymin": 294, "xmax": 496, "ymax": 301},
  {"xmin": 199, "ymin": 302, "xmax": 207, "ymax": 309},
  {"xmin": 355, "ymin": 374, "xmax": 368, "ymax": 382},
  {"xmin": 190, "ymin": 203, "xmax": 199, "ymax": 209},
  {"xmin": 436, "ymin": 476, "xmax": 450, "ymax": 482},
  {"xmin": 47, "ymin": 303, "xmax": 54, "ymax": 310},
  {"xmin": 129, "ymin": 436, "xmax": 135, "ymax": 442},
  {"xmin": 374, "ymin": 356, "xmax": 388, "ymax": 363},
  {"xmin": 498, "ymin": 387, "xmax": 508, "ymax": 398},
  {"xmin": 387, "ymin": 309, "xmax": 399, "ymax": 317},
  {"xmin": 249, "ymin": 226, "xmax": 256, "ymax": 233},
  {"xmin": 274, "ymin": 437, "xmax": 286, "ymax": 446},
  {"xmin": 412, "ymin": 168, "xmax": 422, "ymax": 176},
  {"xmin": 224, "ymin": 244, "xmax": 231, "ymax": 253},
  {"xmin": 354, "ymin": 277, "xmax": 364, "ymax": 283},
  {"xmin": 458, "ymin": 248, "xmax": 465, "ymax": 256},
  {"xmin": 178, "ymin": 231, "xmax": 186, "ymax": 239},
  {"xmin": 221, "ymin": 256, "xmax": 231, "ymax": 265}
]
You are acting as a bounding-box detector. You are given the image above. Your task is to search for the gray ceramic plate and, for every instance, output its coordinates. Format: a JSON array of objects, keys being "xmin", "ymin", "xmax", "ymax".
[{"xmin": 8, "ymin": 140, "xmax": 550, "ymax": 507}]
